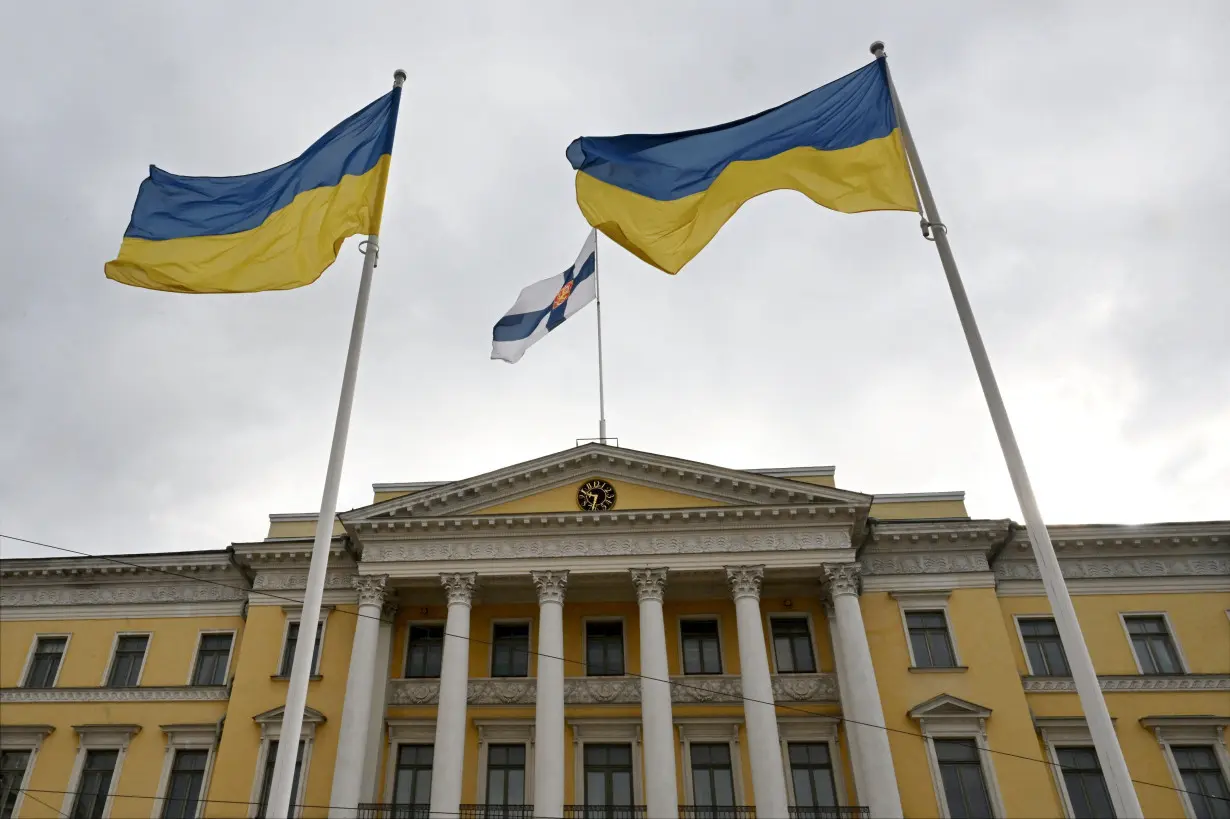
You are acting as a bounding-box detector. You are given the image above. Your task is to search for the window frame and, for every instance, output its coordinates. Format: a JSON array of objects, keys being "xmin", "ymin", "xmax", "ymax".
[
  {"xmin": 59, "ymin": 725, "xmax": 140, "ymax": 819},
  {"xmin": 475, "ymin": 720, "xmax": 535, "ymax": 806},
  {"xmin": 766, "ymin": 613, "xmax": 819, "ymax": 675},
  {"xmin": 0, "ymin": 724, "xmax": 53, "ymax": 819},
  {"xmin": 18, "ymin": 633, "xmax": 71, "ymax": 689},
  {"xmin": 383, "ymin": 721, "xmax": 436, "ymax": 810},
  {"xmin": 1141, "ymin": 717, "xmax": 1230, "ymax": 819},
  {"xmin": 186, "ymin": 630, "xmax": 236, "ymax": 687},
  {"xmin": 677, "ymin": 615, "xmax": 726, "ymax": 676},
  {"xmin": 582, "ymin": 617, "xmax": 627, "ymax": 678},
  {"xmin": 910, "ymin": 696, "xmax": 1005, "ymax": 819},
  {"xmin": 893, "ymin": 592, "xmax": 964, "ymax": 670},
  {"xmin": 248, "ymin": 707, "xmax": 323, "ymax": 819},
  {"xmin": 276, "ymin": 613, "xmax": 328, "ymax": 678},
  {"xmin": 151, "ymin": 725, "xmax": 219, "ymax": 819},
  {"xmin": 676, "ymin": 719, "xmax": 744, "ymax": 808},
  {"xmin": 1119, "ymin": 613, "xmax": 1189, "ymax": 676},
  {"xmin": 101, "ymin": 632, "xmax": 152, "ymax": 688},
  {"xmin": 567, "ymin": 718, "xmax": 644, "ymax": 807},
  {"xmin": 489, "ymin": 619, "xmax": 533, "ymax": 679},
  {"xmin": 1035, "ymin": 718, "xmax": 1116, "ymax": 819},
  {"xmin": 402, "ymin": 620, "xmax": 447, "ymax": 680},
  {"xmin": 777, "ymin": 717, "xmax": 848, "ymax": 810},
  {"xmin": 1013, "ymin": 616, "xmax": 1072, "ymax": 677}
]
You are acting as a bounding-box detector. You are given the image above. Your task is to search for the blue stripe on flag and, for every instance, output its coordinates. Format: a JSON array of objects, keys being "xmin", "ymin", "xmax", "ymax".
[
  {"xmin": 493, "ymin": 307, "xmax": 551, "ymax": 343},
  {"xmin": 546, "ymin": 253, "xmax": 595, "ymax": 331}
]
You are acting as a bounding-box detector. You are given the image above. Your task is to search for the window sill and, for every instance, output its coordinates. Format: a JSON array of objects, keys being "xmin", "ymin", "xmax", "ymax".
[
  {"xmin": 909, "ymin": 666, "xmax": 968, "ymax": 673},
  {"xmin": 270, "ymin": 674, "xmax": 323, "ymax": 682},
  {"xmin": 775, "ymin": 670, "xmax": 821, "ymax": 675}
]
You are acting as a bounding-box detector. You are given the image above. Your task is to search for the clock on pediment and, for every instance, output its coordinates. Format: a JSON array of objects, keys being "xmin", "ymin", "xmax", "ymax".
[{"xmin": 577, "ymin": 478, "xmax": 617, "ymax": 512}]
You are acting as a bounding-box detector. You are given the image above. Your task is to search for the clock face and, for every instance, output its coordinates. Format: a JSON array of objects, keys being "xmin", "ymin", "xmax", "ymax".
[{"xmin": 577, "ymin": 478, "xmax": 617, "ymax": 512}]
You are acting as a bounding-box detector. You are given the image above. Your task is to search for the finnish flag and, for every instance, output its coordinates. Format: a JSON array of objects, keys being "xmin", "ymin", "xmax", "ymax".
[{"xmin": 491, "ymin": 230, "xmax": 597, "ymax": 364}]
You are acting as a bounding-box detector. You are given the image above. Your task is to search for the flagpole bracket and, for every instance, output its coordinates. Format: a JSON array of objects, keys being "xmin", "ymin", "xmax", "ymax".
[
  {"xmin": 920, "ymin": 219, "xmax": 946, "ymax": 241},
  {"xmin": 357, "ymin": 239, "xmax": 380, "ymax": 267}
]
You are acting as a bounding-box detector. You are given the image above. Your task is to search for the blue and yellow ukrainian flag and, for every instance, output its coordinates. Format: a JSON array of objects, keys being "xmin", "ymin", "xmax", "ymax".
[
  {"xmin": 105, "ymin": 88, "xmax": 402, "ymax": 293},
  {"xmin": 567, "ymin": 60, "xmax": 918, "ymax": 274}
]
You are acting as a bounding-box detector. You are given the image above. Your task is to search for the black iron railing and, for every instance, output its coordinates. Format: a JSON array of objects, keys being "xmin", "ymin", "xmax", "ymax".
[
  {"xmin": 678, "ymin": 807, "xmax": 757, "ymax": 819},
  {"xmin": 788, "ymin": 807, "xmax": 871, "ymax": 819},
  {"xmin": 562, "ymin": 806, "xmax": 647, "ymax": 819},
  {"xmin": 357, "ymin": 805, "xmax": 429, "ymax": 819},
  {"xmin": 459, "ymin": 806, "xmax": 535, "ymax": 819}
]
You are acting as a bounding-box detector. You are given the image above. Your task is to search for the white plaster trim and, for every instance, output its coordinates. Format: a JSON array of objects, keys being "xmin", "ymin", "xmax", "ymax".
[
  {"xmin": 383, "ymin": 720, "xmax": 437, "ymax": 804},
  {"xmin": 16, "ymin": 633, "xmax": 70, "ymax": 688},
  {"xmin": 1141, "ymin": 717, "xmax": 1230, "ymax": 819},
  {"xmin": 995, "ymin": 576, "xmax": 1230, "ymax": 596},
  {"xmin": 0, "ymin": 600, "xmax": 247, "ymax": 621},
  {"xmin": 489, "ymin": 618, "xmax": 534, "ymax": 678},
  {"xmin": 677, "ymin": 613, "xmax": 728, "ymax": 676},
  {"xmin": 1118, "ymin": 611, "xmax": 1190, "ymax": 675},
  {"xmin": 1023, "ymin": 675, "xmax": 1230, "ymax": 692},
  {"xmin": 186, "ymin": 630, "xmax": 236, "ymax": 686},
  {"xmin": 1, "ymin": 686, "xmax": 229, "ymax": 703},
  {"xmin": 675, "ymin": 718, "xmax": 744, "ymax": 807},
  {"xmin": 871, "ymin": 491, "xmax": 966, "ymax": 503},
  {"xmin": 911, "ymin": 708, "xmax": 1005, "ymax": 819},
  {"xmin": 0, "ymin": 581, "xmax": 248, "ymax": 610},
  {"xmin": 100, "ymin": 631, "xmax": 151, "ymax": 688},
  {"xmin": 567, "ymin": 718, "xmax": 644, "ymax": 806},
  {"xmin": 776, "ymin": 717, "xmax": 848, "ymax": 809},
  {"xmin": 474, "ymin": 719, "xmax": 535, "ymax": 804},
  {"xmin": 743, "ymin": 466, "xmax": 836, "ymax": 478},
  {"xmin": 0, "ymin": 724, "xmax": 53, "ymax": 819},
  {"xmin": 581, "ymin": 616, "xmax": 627, "ymax": 677},
  {"xmin": 371, "ymin": 481, "xmax": 447, "ymax": 495},
  {"xmin": 765, "ymin": 612, "xmax": 818, "ymax": 675},
  {"xmin": 892, "ymin": 592, "xmax": 962, "ymax": 669},
  {"xmin": 61, "ymin": 725, "xmax": 140, "ymax": 819},
  {"xmin": 862, "ymin": 572, "xmax": 996, "ymax": 592},
  {"xmin": 150, "ymin": 724, "xmax": 219, "ymax": 819}
]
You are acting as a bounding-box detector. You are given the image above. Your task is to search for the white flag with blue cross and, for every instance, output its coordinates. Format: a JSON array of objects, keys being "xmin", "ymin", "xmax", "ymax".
[{"xmin": 491, "ymin": 230, "xmax": 597, "ymax": 364}]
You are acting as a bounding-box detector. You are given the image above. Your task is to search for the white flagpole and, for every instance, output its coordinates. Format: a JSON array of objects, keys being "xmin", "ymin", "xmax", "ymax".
[
  {"xmin": 265, "ymin": 69, "xmax": 406, "ymax": 819},
  {"xmin": 871, "ymin": 42, "xmax": 1144, "ymax": 818},
  {"xmin": 593, "ymin": 230, "xmax": 609, "ymax": 443}
]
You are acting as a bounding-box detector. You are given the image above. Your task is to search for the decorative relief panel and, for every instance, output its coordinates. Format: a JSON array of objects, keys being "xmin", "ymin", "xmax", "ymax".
[
  {"xmin": 997, "ymin": 558, "xmax": 1230, "ymax": 580},
  {"xmin": 0, "ymin": 686, "xmax": 229, "ymax": 703},
  {"xmin": 863, "ymin": 554, "xmax": 990, "ymax": 575},
  {"xmin": 0, "ymin": 583, "xmax": 246, "ymax": 607},
  {"xmin": 1023, "ymin": 675, "xmax": 1230, "ymax": 692},
  {"xmin": 370, "ymin": 531, "xmax": 844, "ymax": 563},
  {"xmin": 252, "ymin": 570, "xmax": 356, "ymax": 591}
]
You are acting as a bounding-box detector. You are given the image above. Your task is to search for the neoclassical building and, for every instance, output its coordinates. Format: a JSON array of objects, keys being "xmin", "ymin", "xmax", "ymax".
[{"xmin": 1, "ymin": 443, "xmax": 1228, "ymax": 819}]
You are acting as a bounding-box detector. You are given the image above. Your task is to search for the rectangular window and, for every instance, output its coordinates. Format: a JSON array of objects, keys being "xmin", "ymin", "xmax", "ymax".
[
  {"xmin": 584, "ymin": 744, "xmax": 634, "ymax": 811},
  {"xmin": 586, "ymin": 621, "xmax": 625, "ymax": 677},
  {"xmin": 1057, "ymin": 747, "xmax": 1115, "ymax": 819},
  {"xmin": 22, "ymin": 636, "xmax": 67, "ymax": 688},
  {"xmin": 279, "ymin": 621, "xmax": 323, "ymax": 677},
  {"xmin": 485, "ymin": 744, "xmax": 526, "ymax": 808},
  {"xmin": 256, "ymin": 741, "xmax": 304, "ymax": 819},
  {"xmin": 690, "ymin": 743, "xmax": 735, "ymax": 808},
  {"xmin": 934, "ymin": 739, "xmax": 994, "ymax": 819},
  {"xmin": 105, "ymin": 635, "xmax": 149, "ymax": 688},
  {"xmin": 1020, "ymin": 618, "xmax": 1070, "ymax": 676},
  {"xmin": 393, "ymin": 744, "xmax": 433, "ymax": 813},
  {"xmin": 681, "ymin": 619, "xmax": 722, "ymax": 675},
  {"xmin": 160, "ymin": 749, "xmax": 209, "ymax": 819},
  {"xmin": 907, "ymin": 611, "xmax": 957, "ymax": 668},
  {"xmin": 1124, "ymin": 616, "xmax": 1182, "ymax": 675},
  {"xmin": 789, "ymin": 743, "xmax": 837, "ymax": 809},
  {"xmin": 405, "ymin": 625, "xmax": 445, "ymax": 678},
  {"xmin": 771, "ymin": 617, "xmax": 817, "ymax": 673},
  {"xmin": 191, "ymin": 633, "xmax": 233, "ymax": 686},
  {"xmin": 1172, "ymin": 746, "xmax": 1230, "ymax": 819},
  {"xmin": 69, "ymin": 749, "xmax": 118, "ymax": 819},
  {"xmin": 1, "ymin": 750, "xmax": 32, "ymax": 819},
  {"xmin": 491, "ymin": 623, "xmax": 530, "ymax": 678}
]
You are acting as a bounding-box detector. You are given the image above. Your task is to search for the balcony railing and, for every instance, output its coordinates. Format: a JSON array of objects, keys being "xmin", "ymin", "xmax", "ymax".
[
  {"xmin": 562, "ymin": 806, "xmax": 647, "ymax": 819},
  {"xmin": 357, "ymin": 805, "xmax": 429, "ymax": 819},
  {"xmin": 788, "ymin": 807, "xmax": 871, "ymax": 819},
  {"xmin": 459, "ymin": 807, "xmax": 535, "ymax": 819},
  {"xmin": 678, "ymin": 807, "xmax": 757, "ymax": 819}
]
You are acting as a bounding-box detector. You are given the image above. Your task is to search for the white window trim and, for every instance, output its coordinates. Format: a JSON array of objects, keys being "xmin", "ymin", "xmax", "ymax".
[
  {"xmin": 568, "ymin": 718, "xmax": 644, "ymax": 806},
  {"xmin": 677, "ymin": 614, "xmax": 727, "ymax": 676},
  {"xmin": 100, "ymin": 631, "xmax": 153, "ymax": 687},
  {"xmin": 581, "ymin": 616, "xmax": 628, "ymax": 677},
  {"xmin": 248, "ymin": 709, "xmax": 322, "ymax": 819},
  {"xmin": 892, "ymin": 591, "xmax": 963, "ymax": 669},
  {"xmin": 1118, "ymin": 612, "xmax": 1190, "ymax": 675},
  {"xmin": 18, "ymin": 633, "xmax": 71, "ymax": 688},
  {"xmin": 186, "ymin": 630, "xmax": 236, "ymax": 686},
  {"xmin": 277, "ymin": 609, "xmax": 331, "ymax": 677},
  {"xmin": 150, "ymin": 724, "xmax": 220, "ymax": 819},
  {"xmin": 765, "ymin": 612, "xmax": 819, "ymax": 674},
  {"xmin": 490, "ymin": 618, "xmax": 534, "ymax": 678},
  {"xmin": 676, "ymin": 718, "xmax": 744, "ymax": 807},
  {"xmin": 474, "ymin": 719, "xmax": 535, "ymax": 804},
  {"xmin": 909, "ymin": 697, "xmax": 1005, "ymax": 819},
  {"xmin": 383, "ymin": 720, "xmax": 436, "ymax": 806},
  {"xmin": 1035, "ymin": 718, "xmax": 1116, "ymax": 819},
  {"xmin": 1141, "ymin": 716, "xmax": 1230, "ymax": 819},
  {"xmin": 1012, "ymin": 615, "xmax": 1069, "ymax": 676},
  {"xmin": 401, "ymin": 619, "xmax": 446, "ymax": 679},
  {"xmin": 60, "ymin": 724, "xmax": 140, "ymax": 819},
  {"xmin": 0, "ymin": 724, "xmax": 54, "ymax": 819},
  {"xmin": 777, "ymin": 717, "xmax": 849, "ymax": 808}
]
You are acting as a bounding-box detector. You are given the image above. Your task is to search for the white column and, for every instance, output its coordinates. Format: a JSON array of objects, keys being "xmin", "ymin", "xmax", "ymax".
[
  {"xmin": 430, "ymin": 572, "xmax": 477, "ymax": 819},
  {"xmin": 361, "ymin": 600, "xmax": 397, "ymax": 804},
  {"xmin": 823, "ymin": 563, "xmax": 903, "ymax": 818},
  {"xmin": 725, "ymin": 566, "xmax": 788, "ymax": 819},
  {"xmin": 330, "ymin": 574, "xmax": 388, "ymax": 818},
  {"xmin": 631, "ymin": 569, "xmax": 678, "ymax": 819},
  {"xmin": 532, "ymin": 570, "xmax": 568, "ymax": 819},
  {"xmin": 824, "ymin": 600, "xmax": 865, "ymax": 808}
]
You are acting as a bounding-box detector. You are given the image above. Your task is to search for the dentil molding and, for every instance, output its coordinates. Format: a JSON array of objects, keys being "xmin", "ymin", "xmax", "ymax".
[
  {"xmin": 0, "ymin": 686, "xmax": 229, "ymax": 703},
  {"xmin": 1023, "ymin": 675, "xmax": 1230, "ymax": 693},
  {"xmin": 863, "ymin": 554, "xmax": 990, "ymax": 575},
  {"xmin": 0, "ymin": 583, "xmax": 246, "ymax": 607}
]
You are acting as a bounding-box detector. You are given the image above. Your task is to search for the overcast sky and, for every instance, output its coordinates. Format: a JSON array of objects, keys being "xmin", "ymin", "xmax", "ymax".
[{"xmin": 2, "ymin": 2, "xmax": 1227, "ymax": 561}]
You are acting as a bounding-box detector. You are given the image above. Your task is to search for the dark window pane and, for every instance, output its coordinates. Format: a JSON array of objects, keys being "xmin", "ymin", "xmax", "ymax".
[
  {"xmin": 584, "ymin": 744, "xmax": 635, "ymax": 809},
  {"xmin": 586, "ymin": 621, "xmax": 625, "ymax": 676},
  {"xmin": 681, "ymin": 619, "xmax": 722, "ymax": 675},
  {"xmin": 161, "ymin": 749, "xmax": 209, "ymax": 819},
  {"xmin": 1, "ymin": 750, "xmax": 32, "ymax": 819},
  {"xmin": 1058, "ymin": 747, "xmax": 1115, "ymax": 819},
  {"xmin": 107, "ymin": 635, "xmax": 149, "ymax": 687},
  {"xmin": 279, "ymin": 621, "xmax": 324, "ymax": 676},
  {"xmin": 1125, "ymin": 617, "xmax": 1183, "ymax": 676},
  {"xmin": 406, "ymin": 625, "xmax": 445, "ymax": 678},
  {"xmin": 70, "ymin": 750, "xmax": 118, "ymax": 819},
  {"xmin": 492, "ymin": 623, "xmax": 530, "ymax": 677},
  {"xmin": 691, "ymin": 744, "xmax": 735, "ymax": 808},
  {"xmin": 486, "ymin": 744, "xmax": 527, "ymax": 807},
  {"xmin": 256, "ymin": 741, "xmax": 304, "ymax": 818},
  {"xmin": 907, "ymin": 611, "xmax": 957, "ymax": 668},
  {"xmin": 24, "ymin": 636, "xmax": 68, "ymax": 688},
  {"xmin": 393, "ymin": 744, "xmax": 433, "ymax": 808},
  {"xmin": 1174, "ymin": 746, "xmax": 1230, "ymax": 819},
  {"xmin": 935, "ymin": 740, "xmax": 992, "ymax": 819},
  {"xmin": 192, "ymin": 633, "xmax": 234, "ymax": 686},
  {"xmin": 788, "ymin": 743, "xmax": 836, "ymax": 809},
  {"xmin": 771, "ymin": 618, "xmax": 816, "ymax": 674}
]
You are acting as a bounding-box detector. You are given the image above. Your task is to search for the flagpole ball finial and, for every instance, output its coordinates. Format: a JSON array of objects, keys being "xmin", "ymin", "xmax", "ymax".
[
  {"xmin": 870, "ymin": 41, "xmax": 886, "ymax": 57},
  {"xmin": 393, "ymin": 69, "xmax": 407, "ymax": 88}
]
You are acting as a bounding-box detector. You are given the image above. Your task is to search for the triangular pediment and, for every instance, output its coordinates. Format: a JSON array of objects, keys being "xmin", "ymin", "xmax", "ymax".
[
  {"xmin": 343, "ymin": 444, "xmax": 870, "ymax": 522},
  {"xmin": 908, "ymin": 694, "xmax": 992, "ymax": 720},
  {"xmin": 253, "ymin": 705, "xmax": 326, "ymax": 725}
]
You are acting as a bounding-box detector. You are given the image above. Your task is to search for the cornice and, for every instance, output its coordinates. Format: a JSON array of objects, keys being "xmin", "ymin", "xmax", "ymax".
[
  {"xmin": 231, "ymin": 540, "xmax": 352, "ymax": 568},
  {"xmin": 0, "ymin": 580, "xmax": 247, "ymax": 610},
  {"xmin": 1, "ymin": 686, "xmax": 229, "ymax": 703},
  {"xmin": 1022, "ymin": 675, "xmax": 1230, "ymax": 693},
  {"xmin": 0, "ymin": 550, "xmax": 233, "ymax": 578}
]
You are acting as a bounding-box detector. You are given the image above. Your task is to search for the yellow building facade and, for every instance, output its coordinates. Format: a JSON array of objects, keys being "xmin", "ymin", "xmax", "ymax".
[{"xmin": 1, "ymin": 443, "xmax": 1227, "ymax": 819}]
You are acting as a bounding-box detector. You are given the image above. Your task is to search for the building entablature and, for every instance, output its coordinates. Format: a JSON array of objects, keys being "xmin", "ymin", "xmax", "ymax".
[{"xmin": 230, "ymin": 537, "xmax": 358, "ymax": 606}]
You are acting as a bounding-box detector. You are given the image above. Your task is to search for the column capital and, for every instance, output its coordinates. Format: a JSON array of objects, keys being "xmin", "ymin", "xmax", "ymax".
[
  {"xmin": 630, "ymin": 568, "xmax": 668, "ymax": 603},
  {"xmin": 725, "ymin": 565, "xmax": 765, "ymax": 601},
  {"xmin": 353, "ymin": 574, "xmax": 389, "ymax": 607},
  {"xmin": 440, "ymin": 572, "xmax": 478, "ymax": 607},
  {"xmin": 382, "ymin": 600, "xmax": 400, "ymax": 622},
  {"xmin": 531, "ymin": 570, "xmax": 569, "ymax": 605},
  {"xmin": 822, "ymin": 563, "xmax": 862, "ymax": 599}
]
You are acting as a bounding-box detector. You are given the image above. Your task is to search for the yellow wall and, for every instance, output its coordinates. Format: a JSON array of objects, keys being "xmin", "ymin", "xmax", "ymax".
[
  {"xmin": 265, "ymin": 518, "xmax": 345, "ymax": 539},
  {"xmin": 869, "ymin": 499, "xmax": 968, "ymax": 519},
  {"xmin": 475, "ymin": 479, "xmax": 727, "ymax": 515}
]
